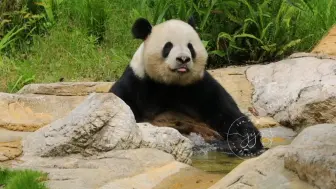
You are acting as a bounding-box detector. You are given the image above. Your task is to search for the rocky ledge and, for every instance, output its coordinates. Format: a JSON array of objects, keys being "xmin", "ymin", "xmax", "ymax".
[
  {"xmin": 22, "ymin": 92, "xmax": 193, "ymax": 164},
  {"xmin": 209, "ymin": 123, "xmax": 336, "ymax": 189},
  {"xmin": 247, "ymin": 53, "xmax": 336, "ymax": 130}
]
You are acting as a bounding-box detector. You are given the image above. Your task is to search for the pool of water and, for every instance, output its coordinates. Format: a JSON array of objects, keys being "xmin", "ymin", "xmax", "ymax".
[
  {"xmin": 187, "ymin": 127, "xmax": 295, "ymax": 174},
  {"xmin": 191, "ymin": 151, "xmax": 245, "ymax": 174}
]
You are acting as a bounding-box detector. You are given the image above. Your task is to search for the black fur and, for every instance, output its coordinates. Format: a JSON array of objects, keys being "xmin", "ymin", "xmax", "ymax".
[
  {"xmin": 187, "ymin": 43, "xmax": 196, "ymax": 59},
  {"xmin": 187, "ymin": 16, "xmax": 196, "ymax": 29},
  {"xmin": 162, "ymin": 42, "xmax": 173, "ymax": 58},
  {"xmin": 132, "ymin": 18, "xmax": 152, "ymax": 40},
  {"xmin": 109, "ymin": 66, "xmax": 264, "ymax": 155}
]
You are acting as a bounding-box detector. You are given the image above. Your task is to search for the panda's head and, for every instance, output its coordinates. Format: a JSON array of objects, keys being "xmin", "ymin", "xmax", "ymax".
[{"xmin": 130, "ymin": 17, "xmax": 208, "ymax": 85}]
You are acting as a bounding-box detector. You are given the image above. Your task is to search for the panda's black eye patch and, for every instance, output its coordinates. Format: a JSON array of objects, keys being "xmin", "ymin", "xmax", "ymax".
[
  {"xmin": 187, "ymin": 43, "xmax": 196, "ymax": 59},
  {"xmin": 162, "ymin": 42, "xmax": 173, "ymax": 58}
]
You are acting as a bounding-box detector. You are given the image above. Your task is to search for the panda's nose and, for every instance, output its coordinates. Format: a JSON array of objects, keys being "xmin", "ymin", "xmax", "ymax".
[{"xmin": 176, "ymin": 56, "xmax": 191, "ymax": 64}]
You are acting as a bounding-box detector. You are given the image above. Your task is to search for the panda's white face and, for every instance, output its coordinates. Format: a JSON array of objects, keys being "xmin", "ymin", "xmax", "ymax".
[{"xmin": 131, "ymin": 19, "xmax": 208, "ymax": 85}]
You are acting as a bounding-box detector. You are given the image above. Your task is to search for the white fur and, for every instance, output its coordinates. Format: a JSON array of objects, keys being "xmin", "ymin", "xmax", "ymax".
[
  {"xmin": 131, "ymin": 19, "xmax": 208, "ymax": 85},
  {"xmin": 130, "ymin": 42, "xmax": 145, "ymax": 78}
]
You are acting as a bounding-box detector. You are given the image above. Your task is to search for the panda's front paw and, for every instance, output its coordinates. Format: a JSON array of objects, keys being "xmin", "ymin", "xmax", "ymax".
[{"xmin": 224, "ymin": 117, "xmax": 265, "ymax": 157}]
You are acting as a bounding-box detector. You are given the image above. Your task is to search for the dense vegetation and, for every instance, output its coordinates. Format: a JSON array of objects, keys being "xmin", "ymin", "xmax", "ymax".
[
  {"xmin": 1, "ymin": 0, "xmax": 335, "ymax": 92},
  {"xmin": 0, "ymin": 167, "xmax": 48, "ymax": 189}
]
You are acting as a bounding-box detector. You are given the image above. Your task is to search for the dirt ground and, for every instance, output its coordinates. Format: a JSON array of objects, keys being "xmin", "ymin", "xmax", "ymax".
[{"xmin": 312, "ymin": 25, "xmax": 336, "ymax": 56}]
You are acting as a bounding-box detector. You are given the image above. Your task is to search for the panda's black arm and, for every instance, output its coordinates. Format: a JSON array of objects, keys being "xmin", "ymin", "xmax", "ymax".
[
  {"xmin": 183, "ymin": 71, "xmax": 264, "ymax": 154},
  {"xmin": 191, "ymin": 71, "xmax": 256, "ymax": 137},
  {"xmin": 109, "ymin": 66, "xmax": 144, "ymax": 121}
]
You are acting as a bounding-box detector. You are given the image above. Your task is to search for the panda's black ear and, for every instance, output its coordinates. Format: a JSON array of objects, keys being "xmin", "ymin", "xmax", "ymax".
[
  {"xmin": 132, "ymin": 18, "xmax": 152, "ymax": 40},
  {"xmin": 187, "ymin": 16, "xmax": 196, "ymax": 30}
]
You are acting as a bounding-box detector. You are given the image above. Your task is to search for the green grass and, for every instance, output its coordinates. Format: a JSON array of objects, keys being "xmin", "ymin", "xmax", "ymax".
[
  {"xmin": 293, "ymin": 0, "xmax": 336, "ymax": 51},
  {"xmin": 0, "ymin": 0, "xmax": 141, "ymax": 92},
  {"xmin": 0, "ymin": 0, "xmax": 335, "ymax": 92},
  {"xmin": 0, "ymin": 167, "xmax": 48, "ymax": 189}
]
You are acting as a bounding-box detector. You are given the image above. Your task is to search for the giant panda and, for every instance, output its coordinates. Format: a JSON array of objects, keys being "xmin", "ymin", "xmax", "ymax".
[{"xmin": 109, "ymin": 17, "xmax": 265, "ymax": 156}]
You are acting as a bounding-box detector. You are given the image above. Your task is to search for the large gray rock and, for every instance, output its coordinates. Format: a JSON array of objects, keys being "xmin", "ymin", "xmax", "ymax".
[
  {"xmin": 246, "ymin": 55, "xmax": 336, "ymax": 130},
  {"xmin": 13, "ymin": 148, "xmax": 184, "ymax": 189},
  {"xmin": 0, "ymin": 93, "xmax": 86, "ymax": 131},
  {"xmin": 22, "ymin": 93, "xmax": 193, "ymax": 164},
  {"xmin": 284, "ymin": 124, "xmax": 336, "ymax": 189},
  {"xmin": 209, "ymin": 123, "xmax": 336, "ymax": 189}
]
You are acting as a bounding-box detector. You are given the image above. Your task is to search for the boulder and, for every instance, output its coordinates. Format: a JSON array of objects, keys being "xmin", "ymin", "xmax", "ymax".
[
  {"xmin": 246, "ymin": 55, "xmax": 336, "ymax": 130},
  {"xmin": 17, "ymin": 82, "xmax": 113, "ymax": 96},
  {"xmin": 0, "ymin": 93, "xmax": 86, "ymax": 131},
  {"xmin": 209, "ymin": 123, "xmax": 335, "ymax": 189},
  {"xmin": 284, "ymin": 124, "xmax": 336, "ymax": 189},
  {"xmin": 22, "ymin": 93, "xmax": 193, "ymax": 164}
]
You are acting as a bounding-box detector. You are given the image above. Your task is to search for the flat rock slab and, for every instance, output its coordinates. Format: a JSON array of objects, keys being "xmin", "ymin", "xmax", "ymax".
[
  {"xmin": 153, "ymin": 165, "xmax": 224, "ymax": 189},
  {"xmin": 12, "ymin": 148, "xmax": 179, "ymax": 189},
  {"xmin": 17, "ymin": 82, "xmax": 114, "ymax": 96},
  {"xmin": 246, "ymin": 55, "xmax": 336, "ymax": 130},
  {"xmin": 99, "ymin": 161, "xmax": 190, "ymax": 189},
  {"xmin": 0, "ymin": 93, "xmax": 86, "ymax": 131},
  {"xmin": 0, "ymin": 140, "xmax": 22, "ymax": 162},
  {"xmin": 0, "ymin": 128, "xmax": 31, "ymax": 143}
]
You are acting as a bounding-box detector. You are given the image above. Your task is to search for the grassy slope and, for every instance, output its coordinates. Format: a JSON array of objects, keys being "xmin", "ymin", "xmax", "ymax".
[{"xmin": 0, "ymin": 0, "xmax": 142, "ymax": 92}]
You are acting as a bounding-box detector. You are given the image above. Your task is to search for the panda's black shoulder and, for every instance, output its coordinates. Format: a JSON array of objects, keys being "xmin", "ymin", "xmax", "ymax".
[
  {"xmin": 109, "ymin": 65, "xmax": 144, "ymax": 95},
  {"xmin": 195, "ymin": 70, "xmax": 222, "ymax": 89}
]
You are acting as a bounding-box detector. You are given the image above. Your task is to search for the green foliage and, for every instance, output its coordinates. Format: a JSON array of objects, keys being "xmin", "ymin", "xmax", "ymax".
[
  {"xmin": 0, "ymin": 167, "xmax": 48, "ymax": 189},
  {"xmin": 58, "ymin": 0, "xmax": 108, "ymax": 43},
  {"xmin": 132, "ymin": 0, "xmax": 336, "ymax": 66},
  {"xmin": 212, "ymin": 0, "xmax": 305, "ymax": 63},
  {"xmin": 0, "ymin": 0, "xmax": 54, "ymax": 54},
  {"xmin": 290, "ymin": 0, "xmax": 336, "ymax": 51},
  {"xmin": 1, "ymin": 0, "xmax": 336, "ymax": 92}
]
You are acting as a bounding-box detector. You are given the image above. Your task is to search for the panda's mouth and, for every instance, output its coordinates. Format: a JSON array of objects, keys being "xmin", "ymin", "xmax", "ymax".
[{"xmin": 171, "ymin": 65, "xmax": 189, "ymax": 73}]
